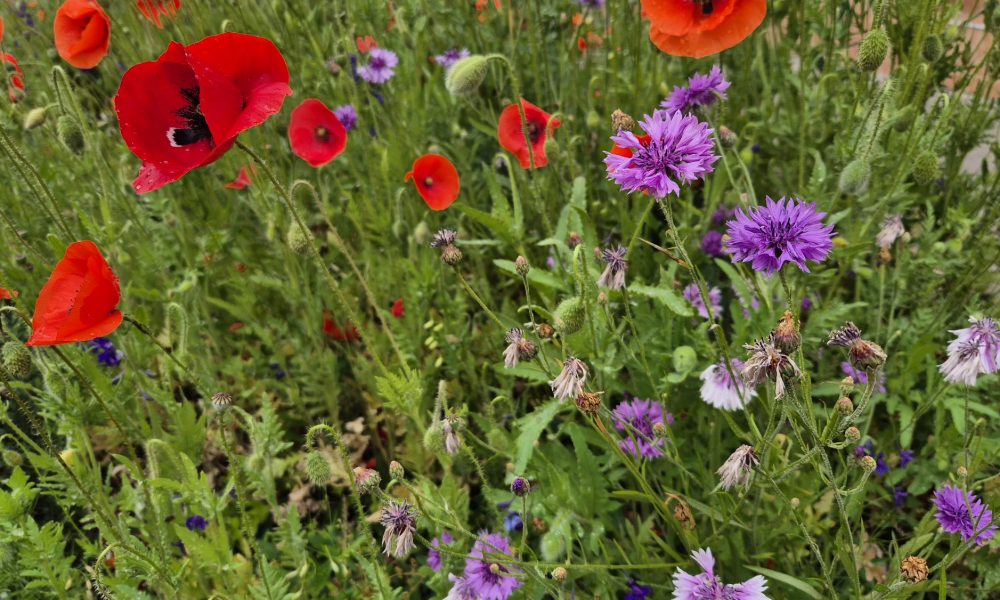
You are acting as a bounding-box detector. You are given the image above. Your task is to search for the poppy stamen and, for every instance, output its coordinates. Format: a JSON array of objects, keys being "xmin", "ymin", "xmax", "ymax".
[
  {"xmin": 424, "ymin": 177, "xmax": 434, "ymax": 187},
  {"xmin": 167, "ymin": 86, "xmax": 212, "ymax": 148},
  {"xmin": 315, "ymin": 126, "xmax": 330, "ymax": 142}
]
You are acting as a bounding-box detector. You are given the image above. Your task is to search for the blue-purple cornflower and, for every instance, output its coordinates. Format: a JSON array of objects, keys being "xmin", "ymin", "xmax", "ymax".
[
  {"xmin": 604, "ymin": 109, "xmax": 718, "ymax": 199},
  {"xmin": 334, "ymin": 104, "xmax": 358, "ymax": 132},
  {"xmin": 578, "ymin": 0, "xmax": 605, "ymax": 8},
  {"xmin": 725, "ymin": 197, "xmax": 835, "ymax": 276},
  {"xmin": 428, "ymin": 531, "xmax": 454, "ymax": 572},
  {"xmin": 933, "ymin": 485, "xmax": 997, "ymax": 546},
  {"xmin": 701, "ymin": 230, "xmax": 724, "ymax": 257},
  {"xmin": 939, "ymin": 316, "xmax": 1000, "ymax": 386},
  {"xmin": 841, "ymin": 362, "xmax": 886, "ymax": 394},
  {"xmin": 683, "ymin": 283, "xmax": 723, "ymax": 320},
  {"xmin": 661, "ymin": 66, "xmax": 731, "ymax": 114},
  {"xmin": 612, "ymin": 397, "xmax": 671, "ymax": 459},
  {"xmin": 673, "ymin": 548, "xmax": 769, "ymax": 600},
  {"xmin": 855, "ymin": 441, "xmax": 889, "ymax": 476},
  {"xmin": 893, "ymin": 486, "xmax": 908, "ymax": 507},
  {"xmin": 448, "ymin": 532, "xmax": 521, "ymax": 600},
  {"xmin": 88, "ymin": 337, "xmax": 123, "ymax": 367},
  {"xmin": 358, "ymin": 48, "xmax": 398, "ymax": 84},
  {"xmin": 434, "ymin": 48, "xmax": 470, "ymax": 69},
  {"xmin": 503, "ymin": 512, "xmax": 523, "ymax": 533},
  {"xmin": 185, "ymin": 515, "xmax": 208, "ymax": 532},
  {"xmin": 625, "ymin": 579, "xmax": 653, "ymax": 600},
  {"xmin": 711, "ymin": 205, "xmax": 735, "ymax": 226},
  {"xmin": 800, "ymin": 295, "xmax": 813, "ymax": 317},
  {"xmin": 899, "ymin": 449, "xmax": 914, "ymax": 468}
]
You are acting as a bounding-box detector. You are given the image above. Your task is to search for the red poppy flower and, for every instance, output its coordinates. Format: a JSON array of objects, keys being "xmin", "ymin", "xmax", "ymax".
[
  {"xmin": 288, "ymin": 99, "xmax": 347, "ymax": 168},
  {"xmin": 136, "ymin": 0, "xmax": 180, "ymax": 29},
  {"xmin": 0, "ymin": 288, "xmax": 18, "ymax": 300},
  {"xmin": 356, "ymin": 35, "xmax": 378, "ymax": 53},
  {"xmin": 225, "ymin": 166, "xmax": 253, "ymax": 189},
  {"xmin": 27, "ymin": 240, "xmax": 122, "ymax": 347},
  {"xmin": 641, "ymin": 0, "xmax": 766, "ymax": 59},
  {"xmin": 54, "ymin": 0, "xmax": 111, "ymax": 69},
  {"xmin": 391, "ymin": 298, "xmax": 404, "ymax": 319},
  {"xmin": 0, "ymin": 15, "xmax": 5, "ymax": 43},
  {"xmin": 3, "ymin": 53, "xmax": 25, "ymax": 103},
  {"xmin": 497, "ymin": 99, "xmax": 560, "ymax": 170},
  {"xmin": 114, "ymin": 33, "xmax": 291, "ymax": 194},
  {"xmin": 609, "ymin": 134, "xmax": 651, "ymax": 160},
  {"xmin": 323, "ymin": 311, "xmax": 360, "ymax": 342},
  {"xmin": 404, "ymin": 154, "xmax": 460, "ymax": 211}
]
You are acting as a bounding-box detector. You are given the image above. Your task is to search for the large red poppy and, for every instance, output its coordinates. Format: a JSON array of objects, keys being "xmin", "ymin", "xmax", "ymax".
[
  {"xmin": 404, "ymin": 154, "xmax": 460, "ymax": 210},
  {"xmin": 288, "ymin": 99, "xmax": 347, "ymax": 168},
  {"xmin": 54, "ymin": 0, "xmax": 111, "ymax": 69},
  {"xmin": 114, "ymin": 32, "xmax": 291, "ymax": 194},
  {"xmin": 497, "ymin": 98, "xmax": 560, "ymax": 170},
  {"xmin": 27, "ymin": 241, "xmax": 122, "ymax": 347},
  {"xmin": 136, "ymin": 0, "xmax": 180, "ymax": 29},
  {"xmin": 641, "ymin": 0, "xmax": 766, "ymax": 59}
]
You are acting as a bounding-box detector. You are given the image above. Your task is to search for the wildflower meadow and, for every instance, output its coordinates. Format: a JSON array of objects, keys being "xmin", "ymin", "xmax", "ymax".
[{"xmin": 2, "ymin": 0, "xmax": 1000, "ymax": 598}]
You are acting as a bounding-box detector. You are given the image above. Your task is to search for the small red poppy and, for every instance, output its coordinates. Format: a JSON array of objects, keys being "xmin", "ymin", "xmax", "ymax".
[
  {"xmin": 323, "ymin": 311, "xmax": 360, "ymax": 342},
  {"xmin": 54, "ymin": 0, "xmax": 111, "ymax": 70},
  {"xmin": 27, "ymin": 240, "xmax": 122, "ymax": 347},
  {"xmin": 114, "ymin": 33, "xmax": 291, "ymax": 194},
  {"xmin": 356, "ymin": 35, "xmax": 378, "ymax": 53},
  {"xmin": 497, "ymin": 98, "xmax": 560, "ymax": 170},
  {"xmin": 225, "ymin": 166, "xmax": 253, "ymax": 189},
  {"xmin": 3, "ymin": 53, "xmax": 25, "ymax": 103},
  {"xmin": 391, "ymin": 298, "xmax": 404, "ymax": 319},
  {"xmin": 136, "ymin": 0, "xmax": 180, "ymax": 29},
  {"xmin": 288, "ymin": 99, "xmax": 347, "ymax": 168},
  {"xmin": 0, "ymin": 288, "xmax": 18, "ymax": 300},
  {"xmin": 404, "ymin": 154, "xmax": 460, "ymax": 211}
]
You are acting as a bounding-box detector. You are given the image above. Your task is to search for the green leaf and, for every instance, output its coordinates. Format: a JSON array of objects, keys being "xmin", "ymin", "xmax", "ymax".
[
  {"xmin": 744, "ymin": 566, "xmax": 823, "ymax": 599},
  {"xmin": 513, "ymin": 400, "xmax": 563, "ymax": 472},
  {"xmin": 628, "ymin": 283, "xmax": 693, "ymax": 317},
  {"xmin": 495, "ymin": 362, "xmax": 550, "ymax": 384},
  {"xmin": 494, "ymin": 259, "xmax": 566, "ymax": 292},
  {"xmin": 455, "ymin": 203, "xmax": 516, "ymax": 246}
]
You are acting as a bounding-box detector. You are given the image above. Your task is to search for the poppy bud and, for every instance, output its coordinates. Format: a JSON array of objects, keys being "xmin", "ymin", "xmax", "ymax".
[
  {"xmin": 543, "ymin": 137, "xmax": 560, "ymax": 163},
  {"xmin": 610, "ymin": 109, "xmax": 635, "ymax": 132},
  {"xmin": 922, "ymin": 34, "xmax": 943, "ymax": 62},
  {"xmin": 56, "ymin": 115, "xmax": 85, "ymax": 154},
  {"xmin": 211, "ymin": 392, "xmax": 233, "ymax": 411},
  {"xmin": 845, "ymin": 426, "xmax": 861, "ymax": 442},
  {"xmin": 511, "ymin": 476, "xmax": 530, "ymax": 497},
  {"xmin": 838, "ymin": 158, "xmax": 871, "ymax": 195},
  {"xmin": 858, "ymin": 29, "xmax": 889, "ymax": 71},
  {"xmin": 305, "ymin": 451, "xmax": 332, "ymax": 485},
  {"xmin": 718, "ymin": 126, "xmax": 738, "ymax": 149},
  {"xmin": 790, "ymin": 497, "xmax": 800, "ymax": 509},
  {"xmin": 773, "ymin": 311, "xmax": 800, "ymax": 354},
  {"xmin": 553, "ymin": 297, "xmax": 585, "ymax": 335},
  {"xmin": 586, "ymin": 110, "xmax": 601, "ymax": 130},
  {"xmin": 444, "ymin": 55, "xmax": 490, "ymax": 96},
  {"xmin": 836, "ymin": 396, "xmax": 854, "ymax": 415},
  {"xmin": 860, "ymin": 455, "xmax": 877, "ymax": 472},
  {"xmin": 911, "ymin": 150, "xmax": 940, "ymax": 186},
  {"xmin": 2, "ymin": 341, "xmax": 32, "ymax": 379},
  {"xmin": 2, "ymin": 449, "xmax": 23, "ymax": 468},
  {"xmin": 424, "ymin": 424, "xmax": 445, "ymax": 452},
  {"xmin": 413, "ymin": 221, "xmax": 431, "ymax": 245},
  {"xmin": 892, "ymin": 105, "xmax": 916, "ymax": 132},
  {"xmin": 23, "ymin": 107, "xmax": 48, "ymax": 131},
  {"xmin": 575, "ymin": 391, "xmax": 602, "ymax": 414},
  {"xmin": 287, "ymin": 223, "xmax": 312, "ymax": 255},
  {"xmin": 389, "ymin": 460, "xmax": 405, "ymax": 481},
  {"xmin": 515, "ymin": 255, "xmax": 530, "ymax": 277},
  {"xmin": 901, "ymin": 556, "xmax": 928, "ymax": 583}
]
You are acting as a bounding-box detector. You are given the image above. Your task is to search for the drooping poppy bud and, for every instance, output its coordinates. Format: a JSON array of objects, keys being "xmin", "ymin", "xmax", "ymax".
[
  {"xmin": 404, "ymin": 154, "xmax": 460, "ymax": 211},
  {"xmin": 288, "ymin": 99, "xmax": 348, "ymax": 168}
]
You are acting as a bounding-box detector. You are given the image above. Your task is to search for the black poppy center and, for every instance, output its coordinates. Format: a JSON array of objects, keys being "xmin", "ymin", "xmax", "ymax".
[
  {"xmin": 423, "ymin": 177, "xmax": 434, "ymax": 188},
  {"xmin": 167, "ymin": 87, "xmax": 212, "ymax": 148},
  {"xmin": 527, "ymin": 121, "xmax": 543, "ymax": 144},
  {"xmin": 315, "ymin": 126, "xmax": 331, "ymax": 143}
]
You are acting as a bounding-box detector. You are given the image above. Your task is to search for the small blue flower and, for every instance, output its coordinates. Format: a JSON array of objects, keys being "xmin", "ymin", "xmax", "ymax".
[
  {"xmin": 893, "ymin": 486, "xmax": 908, "ymax": 507},
  {"xmin": 899, "ymin": 449, "xmax": 914, "ymax": 468},
  {"xmin": 87, "ymin": 337, "xmax": 123, "ymax": 367},
  {"xmin": 185, "ymin": 515, "xmax": 208, "ymax": 532},
  {"xmin": 503, "ymin": 512, "xmax": 523, "ymax": 533}
]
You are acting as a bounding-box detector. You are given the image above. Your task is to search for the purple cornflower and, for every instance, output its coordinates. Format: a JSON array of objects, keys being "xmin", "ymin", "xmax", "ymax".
[
  {"xmin": 463, "ymin": 532, "xmax": 522, "ymax": 600},
  {"xmin": 800, "ymin": 296, "xmax": 813, "ymax": 317},
  {"xmin": 661, "ymin": 66, "xmax": 731, "ymax": 114},
  {"xmin": 735, "ymin": 287, "xmax": 760, "ymax": 319},
  {"xmin": 88, "ymin": 337, "xmax": 123, "ymax": 367},
  {"xmin": 725, "ymin": 197, "xmax": 835, "ymax": 276},
  {"xmin": 900, "ymin": 449, "xmax": 914, "ymax": 468},
  {"xmin": 380, "ymin": 500, "xmax": 418, "ymax": 557},
  {"xmin": 604, "ymin": 110, "xmax": 718, "ymax": 199},
  {"xmin": 358, "ymin": 48, "xmax": 398, "ymax": 84},
  {"xmin": 700, "ymin": 359, "xmax": 756, "ymax": 411},
  {"xmin": 598, "ymin": 245, "xmax": 629, "ymax": 290},
  {"xmin": 334, "ymin": 104, "xmax": 358, "ymax": 132},
  {"xmin": 503, "ymin": 512, "xmax": 523, "ymax": 533},
  {"xmin": 625, "ymin": 579, "xmax": 653, "ymax": 600},
  {"xmin": 701, "ymin": 230, "xmax": 724, "ymax": 257},
  {"xmin": 578, "ymin": 0, "xmax": 605, "ymax": 8},
  {"xmin": 185, "ymin": 515, "xmax": 208, "ymax": 532},
  {"xmin": 434, "ymin": 48, "xmax": 470, "ymax": 69},
  {"xmin": 428, "ymin": 531, "xmax": 454, "ymax": 572},
  {"xmin": 893, "ymin": 486, "xmax": 908, "ymax": 507},
  {"xmin": 612, "ymin": 398, "xmax": 669, "ymax": 459},
  {"xmin": 673, "ymin": 548, "xmax": 769, "ymax": 600},
  {"xmin": 933, "ymin": 485, "xmax": 997, "ymax": 546},
  {"xmin": 841, "ymin": 362, "xmax": 886, "ymax": 394},
  {"xmin": 939, "ymin": 316, "xmax": 1000, "ymax": 386},
  {"xmin": 683, "ymin": 283, "xmax": 723, "ymax": 320},
  {"xmin": 711, "ymin": 205, "xmax": 736, "ymax": 226},
  {"xmin": 550, "ymin": 357, "xmax": 588, "ymax": 401}
]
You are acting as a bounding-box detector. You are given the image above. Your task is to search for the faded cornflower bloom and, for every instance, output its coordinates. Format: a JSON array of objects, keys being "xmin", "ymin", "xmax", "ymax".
[
  {"xmin": 828, "ymin": 322, "xmax": 887, "ymax": 371},
  {"xmin": 611, "ymin": 108, "xmax": 636, "ymax": 132},
  {"xmin": 875, "ymin": 214, "xmax": 905, "ymax": 249},
  {"xmin": 900, "ymin": 556, "xmax": 928, "ymax": 583},
  {"xmin": 550, "ymin": 356, "xmax": 588, "ymax": 401},
  {"xmin": 938, "ymin": 316, "xmax": 1000, "ymax": 386},
  {"xmin": 716, "ymin": 445, "xmax": 759, "ymax": 491},
  {"xmin": 742, "ymin": 334, "xmax": 801, "ymax": 399},
  {"xmin": 699, "ymin": 359, "xmax": 756, "ymax": 411},
  {"xmin": 441, "ymin": 416, "xmax": 463, "ymax": 455},
  {"xmin": 597, "ymin": 245, "xmax": 629, "ymax": 290},
  {"xmin": 502, "ymin": 328, "xmax": 537, "ymax": 368},
  {"xmin": 773, "ymin": 310, "xmax": 800, "ymax": 354},
  {"xmin": 380, "ymin": 500, "xmax": 418, "ymax": 557},
  {"xmin": 431, "ymin": 228, "xmax": 463, "ymax": 265}
]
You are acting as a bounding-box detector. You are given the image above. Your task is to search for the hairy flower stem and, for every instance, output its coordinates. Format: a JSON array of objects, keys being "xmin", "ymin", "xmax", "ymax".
[
  {"xmin": 456, "ymin": 270, "xmax": 505, "ymax": 328},
  {"xmin": 519, "ymin": 275, "xmax": 556, "ymax": 377},
  {"xmin": 125, "ymin": 314, "xmax": 206, "ymax": 396},
  {"xmin": 762, "ymin": 471, "xmax": 835, "ymax": 596},
  {"xmin": 0, "ymin": 126, "xmax": 75, "ymax": 241}
]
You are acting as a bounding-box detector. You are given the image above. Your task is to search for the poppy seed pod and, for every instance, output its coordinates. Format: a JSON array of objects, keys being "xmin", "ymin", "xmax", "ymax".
[
  {"xmin": 553, "ymin": 297, "xmax": 585, "ymax": 335},
  {"xmin": 23, "ymin": 107, "xmax": 48, "ymax": 131},
  {"xmin": 858, "ymin": 29, "xmax": 889, "ymax": 71},
  {"xmin": 2, "ymin": 341, "xmax": 32, "ymax": 379},
  {"xmin": 56, "ymin": 115, "xmax": 85, "ymax": 154},
  {"xmin": 838, "ymin": 158, "xmax": 871, "ymax": 195},
  {"xmin": 444, "ymin": 54, "xmax": 490, "ymax": 96},
  {"xmin": 911, "ymin": 150, "xmax": 940, "ymax": 186},
  {"xmin": 305, "ymin": 451, "xmax": 332, "ymax": 485},
  {"xmin": 922, "ymin": 34, "xmax": 943, "ymax": 62},
  {"xmin": 211, "ymin": 392, "xmax": 233, "ymax": 411}
]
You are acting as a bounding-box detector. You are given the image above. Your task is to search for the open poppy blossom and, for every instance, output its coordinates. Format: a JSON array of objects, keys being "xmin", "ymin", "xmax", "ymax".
[
  {"xmin": 54, "ymin": 0, "xmax": 111, "ymax": 69},
  {"xmin": 404, "ymin": 154, "xmax": 460, "ymax": 211},
  {"xmin": 642, "ymin": 0, "xmax": 766, "ymax": 59},
  {"xmin": 288, "ymin": 99, "xmax": 347, "ymax": 168},
  {"xmin": 497, "ymin": 99, "xmax": 560, "ymax": 170},
  {"xmin": 114, "ymin": 32, "xmax": 291, "ymax": 194},
  {"xmin": 27, "ymin": 241, "xmax": 122, "ymax": 347},
  {"xmin": 3, "ymin": 53, "xmax": 25, "ymax": 103},
  {"xmin": 323, "ymin": 311, "xmax": 360, "ymax": 342},
  {"xmin": 0, "ymin": 288, "xmax": 18, "ymax": 300},
  {"xmin": 136, "ymin": 0, "xmax": 180, "ymax": 29},
  {"xmin": 391, "ymin": 298, "xmax": 405, "ymax": 319},
  {"xmin": 356, "ymin": 35, "xmax": 378, "ymax": 53},
  {"xmin": 225, "ymin": 166, "xmax": 253, "ymax": 189}
]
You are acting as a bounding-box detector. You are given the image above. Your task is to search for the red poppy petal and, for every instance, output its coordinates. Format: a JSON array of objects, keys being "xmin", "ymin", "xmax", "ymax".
[
  {"xmin": 54, "ymin": 0, "xmax": 110, "ymax": 69},
  {"xmin": 132, "ymin": 139, "xmax": 234, "ymax": 194},
  {"xmin": 288, "ymin": 99, "xmax": 347, "ymax": 167},
  {"xmin": 0, "ymin": 288, "xmax": 17, "ymax": 300},
  {"xmin": 497, "ymin": 99, "xmax": 557, "ymax": 170},
  {"xmin": 225, "ymin": 166, "xmax": 252, "ymax": 189},
  {"xmin": 409, "ymin": 154, "xmax": 460, "ymax": 211},
  {"xmin": 647, "ymin": 0, "xmax": 765, "ymax": 58},
  {"xmin": 1, "ymin": 15, "xmax": 5, "ymax": 45}
]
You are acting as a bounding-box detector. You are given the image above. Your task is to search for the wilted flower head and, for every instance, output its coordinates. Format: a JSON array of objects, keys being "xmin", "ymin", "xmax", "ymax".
[
  {"xmin": 699, "ymin": 359, "xmax": 756, "ymax": 411},
  {"xmin": 717, "ymin": 445, "xmax": 759, "ymax": 491},
  {"xmin": 725, "ymin": 197, "xmax": 835, "ymax": 276},
  {"xmin": 875, "ymin": 214, "xmax": 905, "ymax": 249},
  {"xmin": 358, "ymin": 48, "xmax": 398, "ymax": 84},
  {"xmin": 441, "ymin": 416, "xmax": 463, "ymax": 455},
  {"xmin": 550, "ymin": 356, "xmax": 588, "ymax": 400},
  {"xmin": 428, "ymin": 531, "xmax": 455, "ymax": 572},
  {"xmin": 939, "ymin": 316, "xmax": 1000, "ymax": 386},
  {"xmin": 380, "ymin": 500, "xmax": 418, "ymax": 557},
  {"xmin": 334, "ymin": 104, "xmax": 358, "ymax": 132},
  {"xmin": 742, "ymin": 334, "xmax": 801, "ymax": 399},
  {"xmin": 612, "ymin": 397, "xmax": 670, "ymax": 459},
  {"xmin": 673, "ymin": 548, "xmax": 769, "ymax": 600},
  {"xmin": 604, "ymin": 109, "xmax": 718, "ymax": 199},
  {"xmin": 828, "ymin": 322, "xmax": 887, "ymax": 371},
  {"xmin": 502, "ymin": 328, "xmax": 537, "ymax": 368},
  {"xmin": 597, "ymin": 245, "xmax": 629, "ymax": 290},
  {"xmin": 683, "ymin": 283, "xmax": 722, "ymax": 320},
  {"xmin": 462, "ymin": 532, "xmax": 522, "ymax": 600},
  {"xmin": 431, "ymin": 229, "xmax": 462, "ymax": 265},
  {"xmin": 661, "ymin": 66, "xmax": 731, "ymax": 114},
  {"xmin": 933, "ymin": 485, "xmax": 997, "ymax": 546},
  {"xmin": 435, "ymin": 48, "xmax": 471, "ymax": 69}
]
